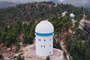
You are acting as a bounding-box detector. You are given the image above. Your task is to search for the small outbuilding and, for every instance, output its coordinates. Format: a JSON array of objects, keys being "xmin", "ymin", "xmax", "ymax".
[
  {"xmin": 62, "ymin": 11, "xmax": 67, "ymax": 16},
  {"xmin": 70, "ymin": 13, "xmax": 75, "ymax": 18}
]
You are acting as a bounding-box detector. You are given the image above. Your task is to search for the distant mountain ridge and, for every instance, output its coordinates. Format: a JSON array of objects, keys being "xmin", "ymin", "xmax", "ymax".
[
  {"xmin": 0, "ymin": 0, "xmax": 90, "ymax": 8},
  {"xmin": 52, "ymin": 0, "xmax": 90, "ymax": 7},
  {"xmin": 0, "ymin": 1, "xmax": 18, "ymax": 8}
]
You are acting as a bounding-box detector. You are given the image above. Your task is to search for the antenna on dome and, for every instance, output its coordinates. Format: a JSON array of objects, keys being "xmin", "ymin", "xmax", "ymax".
[{"xmin": 83, "ymin": 8, "xmax": 85, "ymax": 20}]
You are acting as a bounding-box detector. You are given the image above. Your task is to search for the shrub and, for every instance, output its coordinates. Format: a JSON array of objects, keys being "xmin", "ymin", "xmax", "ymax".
[
  {"xmin": 46, "ymin": 56, "xmax": 50, "ymax": 60},
  {"xmin": 17, "ymin": 54, "xmax": 23, "ymax": 60}
]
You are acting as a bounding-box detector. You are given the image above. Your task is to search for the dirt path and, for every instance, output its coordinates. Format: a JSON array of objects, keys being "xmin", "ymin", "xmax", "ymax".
[
  {"xmin": 54, "ymin": 34, "xmax": 68, "ymax": 54},
  {"xmin": 60, "ymin": 41, "xmax": 67, "ymax": 53}
]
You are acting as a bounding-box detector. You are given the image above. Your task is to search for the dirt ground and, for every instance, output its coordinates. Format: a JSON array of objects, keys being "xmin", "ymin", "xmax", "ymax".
[
  {"xmin": 0, "ymin": 44, "xmax": 16, "ymax": 60},
  {"xmin": 0, "ymin": 33, "xmax": 25, "ymax": 60}
]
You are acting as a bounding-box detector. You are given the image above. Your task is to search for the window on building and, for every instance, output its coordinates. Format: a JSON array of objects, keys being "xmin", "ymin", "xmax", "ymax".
[
  {"xmin": 44, "ymin": 45, "xmax": 45, "ymax": 47},
  {"xmin": 41, "ymin": 45, "xmax": 42, "ymax": 47},
  {"xmin": 49, "ymin": 39, "xmax": 51, "ymax": 41},
  {"xmin": 49, "ymin": 45, "xmax": 51, "ymax": 47},
  {"xmin": 44, "ymin": 39, "xmax": 46, "ymax": 42},
  {"xmin": 49, "ymin": 52, "xmax": 51, "ymax": 54},
  {"xmin": 38, "ymin": 39, "xmax": 41, "ymax": 41}
]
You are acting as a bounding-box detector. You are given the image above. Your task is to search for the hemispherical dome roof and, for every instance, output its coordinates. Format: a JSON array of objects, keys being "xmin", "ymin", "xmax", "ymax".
[
  {"xmin": 70, "ymin": 13, "xmax": 75, "ymax": 17},
  {"xmin": 35, "ymin": 21, "xmax": 54, "ymax": 33}
]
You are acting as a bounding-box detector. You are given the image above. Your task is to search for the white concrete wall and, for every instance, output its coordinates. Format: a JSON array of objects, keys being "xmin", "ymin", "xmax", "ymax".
[{"xmin": 36, "ymin": 36, "xmax": 53, "ymax": 56}]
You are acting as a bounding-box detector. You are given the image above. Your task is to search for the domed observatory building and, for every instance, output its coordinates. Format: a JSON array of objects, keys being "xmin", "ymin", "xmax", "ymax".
[
  {"xmin": 35, "ymin": 21, "xmax": 54, "ymax": 56},
  {"xmin": 62, "ymin": 11, "xmax": 67, "ymax": 16},
  {"xmin": 70, "ymin": 13, "xmax": 75, "ymax": 18}
]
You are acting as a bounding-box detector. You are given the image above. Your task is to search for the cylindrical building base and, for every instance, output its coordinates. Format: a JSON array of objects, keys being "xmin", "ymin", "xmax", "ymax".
[{"xmin": 36, "ymin": 36, "xmax": 53, "ymax": 56}]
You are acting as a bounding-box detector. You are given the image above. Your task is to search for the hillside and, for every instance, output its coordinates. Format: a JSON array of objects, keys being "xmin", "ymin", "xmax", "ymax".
[
  {"xmin": 0, "ymin": 2, "xmax": 90, "ymax": 60},
  {"xmin": 0, "ymin": 1, "xmax": 90, "ymax": 28},
  {"xmin": 1, "ymin": 0, "xmax": 90, "ymax": 7},
  {"xmin": 0, "ymin": 1, "xmax": 18, "ymax": 8},
  {"xmin": 86, "ymin": 7, "xmax": 90, "ymax": 11}
]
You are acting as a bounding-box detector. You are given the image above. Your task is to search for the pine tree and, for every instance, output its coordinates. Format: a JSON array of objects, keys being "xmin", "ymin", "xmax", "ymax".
[
  {"xmin": 5, "ymin": 32, "xmax": 16, "ymax": 50},
  {"xmin": 17, "ymin": 54, "xmax": 23, "ymax": 60},
  {"xmin": 63, "ymin": 51, "xmax": 67, "ymax": 59},
  {"xmin": 56, "ymin": 41, "xmax": 62, "ymax": 50},
  {"xmin": 46, "ymin": 56, "xmax": 50, "ymax": 60},
  {"xmin": 85, "ymin": 48, "xmax": 90, "ymax": 60},
  {"xmin": 0, "ymin": 54, "xmax": 4, "ymax": 60}
]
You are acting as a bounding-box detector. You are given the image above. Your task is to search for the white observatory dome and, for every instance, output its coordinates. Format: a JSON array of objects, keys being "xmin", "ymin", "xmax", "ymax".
[
  {"xmin": 70, "ymin": 13, "xmax": 75, "ymax": 17},
  {"xmin": 35, "ymin": 21, "xmax": 54, "ymax": 33},
  {"xmin": 35, "ymin": 21, "xmax": 54, "ymax": 56}
]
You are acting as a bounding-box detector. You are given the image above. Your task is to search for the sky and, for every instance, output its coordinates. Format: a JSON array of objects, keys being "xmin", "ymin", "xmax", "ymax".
[
  {"xmin": 0, "ymin": 0, "xmax": 89, "ymax": 4},
  {"xmin": 0, "ymin": 0, "xmax": 49, "ymax": 3}
]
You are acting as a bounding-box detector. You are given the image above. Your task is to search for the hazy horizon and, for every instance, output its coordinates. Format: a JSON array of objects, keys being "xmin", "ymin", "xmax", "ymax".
[
  {"xmin": 0, "ymin": 0, "xmax": 89, "ymax": 4},
  {"xmin": 0, "ymin": 0, "xmax": 90, "ymax": 7}
]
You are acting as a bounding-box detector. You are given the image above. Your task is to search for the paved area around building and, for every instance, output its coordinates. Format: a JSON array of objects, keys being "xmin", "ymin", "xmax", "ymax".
[{"xmin": 19, "ymin": 44, "xmax": 65, "ymax": 60}]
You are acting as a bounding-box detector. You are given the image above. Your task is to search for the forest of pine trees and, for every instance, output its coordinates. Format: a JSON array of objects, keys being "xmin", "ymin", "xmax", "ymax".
[{"xmin": 0, "ymin": 1, "xmax": 90, "ymax": 60}]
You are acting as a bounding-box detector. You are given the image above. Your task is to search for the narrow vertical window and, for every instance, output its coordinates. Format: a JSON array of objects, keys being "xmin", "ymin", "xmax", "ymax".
[
  {"xmin": 44, "ymin": 39, "xmax": 46, "ymax": 42},
  {"xmin": 44, "ymin": 45, "xmax": 45, "ymax": 48},
  {"xmin": 49, "ymin": 45, "xmax": 51, "ymax": 47},
  {"xmin": 49, "ymin": 39, "xmax": 51, "ymax": 41}
]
